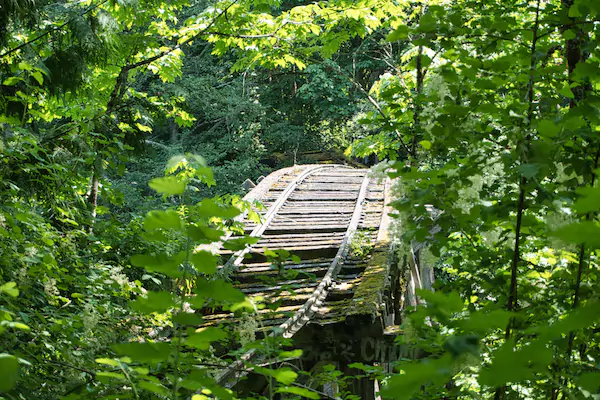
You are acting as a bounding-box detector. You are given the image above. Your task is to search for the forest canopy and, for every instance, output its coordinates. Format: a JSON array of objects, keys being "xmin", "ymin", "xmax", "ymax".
[{"xmin": 1, "ymin": 0, "xmax": 600, "ymax": 399}]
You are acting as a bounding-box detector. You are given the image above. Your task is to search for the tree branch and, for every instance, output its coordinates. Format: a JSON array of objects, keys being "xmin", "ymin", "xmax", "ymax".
[
  {"xmin": 330, "ymin": 63, "xmax": 412, "ymax": 156},
  {"xmin": 105, "ymin": 0, "xmax": 239, "ymax": 113},
  {"xmin": 0, "ymin": 0, "xmax": 110, "ymax": 59}
]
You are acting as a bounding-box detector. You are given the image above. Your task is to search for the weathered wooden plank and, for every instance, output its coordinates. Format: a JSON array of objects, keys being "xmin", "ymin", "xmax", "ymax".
[{"xmin": 211, "ymin": 166, "xmax": 394, "ymax": 390}]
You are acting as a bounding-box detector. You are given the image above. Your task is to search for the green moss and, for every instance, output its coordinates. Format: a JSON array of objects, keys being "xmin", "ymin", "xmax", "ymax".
[{"xmin": 346, "ymin": 244, "xmax": 390, "ymax": 317}]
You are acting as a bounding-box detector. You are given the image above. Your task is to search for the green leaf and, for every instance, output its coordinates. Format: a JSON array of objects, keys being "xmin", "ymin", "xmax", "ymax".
[
  {"xmin": 132, "ymin": 366, "xmax": 148, "ymax": 375},
  {"xmin": 573, "ymin": 187, "xmax": 600, "ymax": 214},
  {"xmin": 130, "ymin": 291, "xmax": 176, "ymax": 314},
  {"xmin": 190, "ymin": 251, "xmax": 218, "ymax": 275},
  {"xmin": 2, "ymin": 76, "xmax": 23, "ymax": 86},
  {"xmin": 535, "ymin": 301, "xmax": 600, "ymax": 340},
  {"xmin": 187, "ymin": 226, "xmax": 224, "ymax": 242},
  {"xmin": 136, "ymin": 123, "xmax": 153, "ymax": 132},
  {"xmin": 96, "ymin": 371, "xmax": 126, "ymax": 381},
  {"xmin": 195, "ymin": 167, "xmax": 215, "ymax": 186},
  {"xmin": 275, "ymin": 386, "xmax": 320, "ymax": 399},
  {"xmin": 457, "ymin": 310, "xmax": 513, "ymax": 334},
  {"xmin": 550, "ymin": 221, "xmax": 600, "ymax": 248},
  {"xmin": 141, "ymin": 274, "xmax": 162, "ymax": 285},
  {"xmin": 138, "ymin": 380, "xmax": 169, "ymax": 396},
  {"xmin": 195, "ymin": 279, "xmax": 245, "ymax": 303},
  {"xmin": 196, "ymin": 199, "xmax": 240, "ymax": 219},
  {"xmin": 264, "ymin": 248, "xmax": 278, "ymax": 258},
  {"xmin": 518, "ymin": 163, "xmax": 539, "ymax": 179},
  {"xmin": 95, "ymin": 358, "xmax": 120, "ymax": 367},
  {"xmin": 381, "ymin": 355, "xmax": 452, "ymax": 399},
  {"xmin": 31, "ymin": 71, "xmax": 43, "ymax": 85},
  {"xmin": 348, "ymin": 362, "xmax": 368, "ymax": 371},
  {"xmin": 537, "ymin": 120, "xmax": 560, "ymax": 138},
  {"xmin": 563, "ymin": 29, "xmax": 577, "ymax": 40},
  {"xmin": 416, "ymin": 290, "xmax": 463, "ymax": 317},
  {"xmin": 184, "ymin": 327, "xmax": 227, "ymax": 349},
  {"xmin": 181, "ymin": 370, "xmax": 235, "ymax": 399},
  {"xmin": 229, "ymin": 299, "xmax": 256, "ymax": 312},
  {"xmin": 130, "ymin": 254, "xmax": 183, "ymax": 278},
  {"xmin": 278, "ymin": 349, "xmax": 303, "ymax": 359},
  {"xmin": 149, "ymin": 176, "xmax": 186, "ymax": 196},
  {"xmin": 112, "ymin": 342, "xmax": 171, "ymax": 363},
  {"xmin": 568, "ymin": 4, "xmax": 581, "ymax": 17},
  {"xmin": 165, "ymin": 155, "xmax": 187, "ymax": 173},
  {"xmin": 386, "ymin": 25, "xmax": 409, "ymax": 41},
  {"xmin": 443, "ymin": 335, "xmax": 479, "ymax": 357},
  {"xmin": 479, "ymin": 340, "xmax": 552, "ymax": 387},
  {"xmin": 17, "ymin": 62, "xmax": 32, "ymax": 71},
  {"xmin": 577, "ymin": 372, "xmax": 600, "ymax": 392},
  {"xmin": 0, "ymin": 353, "xmax": 19, "ymax": 392},
  {"xmin": 0, "ymin": 282, "xmax": 19, "ymax": 297},
  {"xmin": 223, "ymin": 236, "xmax": 260, "ymax": 251},
  {"xmin": 559, "ymin": 84, "xmax": 575, "ymax": 99},
  {"xmin": 1, "ymin": 321, "xmax": 30, "ymax": 331},
  {"xmin": 418, "ymin": 140, "xmax": 432, "ymax": 150},
  {"xmin": 255, "ymin": 367, "xmax": 298, "ymax": 385},
  {"xmin": 144, "ymin": 210, "xmax": 183, "ymax": 231}
]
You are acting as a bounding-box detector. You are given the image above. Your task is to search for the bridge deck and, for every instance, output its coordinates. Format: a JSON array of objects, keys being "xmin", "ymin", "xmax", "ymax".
[{"xmin": 203, "ymin": 165, "xmax": 392, "ymax": 387}]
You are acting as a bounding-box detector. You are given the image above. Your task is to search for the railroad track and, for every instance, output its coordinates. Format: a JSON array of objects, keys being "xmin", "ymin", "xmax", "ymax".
[{"xmin": 202, "ymin": 164, "xmax": 390, "ymax": 386}]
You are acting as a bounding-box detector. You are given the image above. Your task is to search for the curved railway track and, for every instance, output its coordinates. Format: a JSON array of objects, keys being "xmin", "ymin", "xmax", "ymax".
[{"xmin": 203, "ymin": 165, "xmax": 390, "ymax": 386}]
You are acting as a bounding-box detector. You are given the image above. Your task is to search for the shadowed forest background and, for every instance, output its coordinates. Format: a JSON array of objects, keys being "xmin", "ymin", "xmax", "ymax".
[{"xmin": 1, "ymin": 0, "xmax": 600, "ymax": 398}]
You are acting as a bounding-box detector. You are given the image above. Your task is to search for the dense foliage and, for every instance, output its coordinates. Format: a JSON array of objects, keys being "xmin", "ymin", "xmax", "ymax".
[
  {"xmin": 356, "ymin": 1, "xmax": 600, "ymax": 399},
  {"xmin": 1, "ymin": 0, "xmax": 600, "ymax": 398}
]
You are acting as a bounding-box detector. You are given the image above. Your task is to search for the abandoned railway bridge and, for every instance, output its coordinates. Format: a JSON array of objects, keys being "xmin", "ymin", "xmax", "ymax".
[{"xmin": 206, "ymin": 164, "xmax": 430, "ymax": 398}]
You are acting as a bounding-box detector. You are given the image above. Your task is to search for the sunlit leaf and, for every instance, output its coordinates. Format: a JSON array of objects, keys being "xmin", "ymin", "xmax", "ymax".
[
  {"xmin": 195, "ymin": 199, "xmax": 241, "ymax": 219},
  {"xmin": 184, "ymin": 327, "xmax": 227, "ymax": 349},
  {"xmin": 573, "ymin": 186, "xmax": 600, "ymax": 214},
  {"xmin": 0, "ymin": 282, "xmax": 19, "ymax": 297},
  {"xmin": 149, "ymin": 176, "xmax": 186, "ymax": 195},
  {"xmin": 130, "ymin": 291, "xmax": 176, "ymax": 313},
  {"xmin": 255, "ymin": 367, "xmax": 298, "ymax": 385},
  {"xmin": 551, "ymin": 221, "xmax": 600, "ymax": 248},
  {"xmin": 144, "ymin": 210, "xmax": 183, "ymax": 231},
  {"xmin": 95, "ymin": 358, "xmax": 120, "ymax": 367},
  {"xmin": 418, "ymin": 140, "xmax": 432, "ymax": 150},
  {"xmin": 537, "ymin": 120, "xmax": 560, "ymax": 138},
  {"xmin": 138, "ymin": 380, "xmax": 169, "ymax": 396},
  {"xmin": 275, "ymin": 386, "xmax": 320, "ymax": 399},
  {"xmin": 96, "ymin": 371, "xmax": 126, "ymax": 381},
  {"xmin": 222, "ymin": 236, "xmax": 260, "ymax": 251},
  {"xmin": 0, "ymin": 354, "xmax": 19, "ymax": 392},
  {"xmin": 130, "ymin": 254, "xmax": 183, "ymax": 278},
  {"xmin": 479, "ymin": 341, "xmax": 552, "ymax": 387},
  {"xmin": 195, "ymin": 279, "xmax": 245, "ymax": 303},
  {"xmin": 190, "ymin": 251, "xmax": 218, "ymax": 274},
  {"xmin": 187, "ymin": 225, "xmax": 224, "ymax": 242},
  {"xmin": 387, "ymin": 25, "xmax": 409, "ymax": 41}
]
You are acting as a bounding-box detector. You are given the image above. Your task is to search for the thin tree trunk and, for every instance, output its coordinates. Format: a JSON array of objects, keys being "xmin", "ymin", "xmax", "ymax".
[
  {"xmin": 495, "ymin": 1, "xmax": 541, "ymax": 398},
  {"xmin": 551, "ymin": 2, "xmax": 592, "ymax": 398},
  {"xmin": 411, "ymin": 45, "xmax": 424, "ymax": 162}
]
